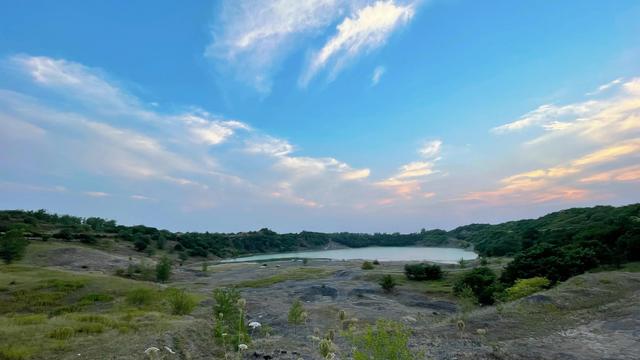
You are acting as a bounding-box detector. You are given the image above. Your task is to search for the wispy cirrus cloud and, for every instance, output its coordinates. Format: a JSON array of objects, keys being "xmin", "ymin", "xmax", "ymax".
[
  {"xmin": 376, "ymin": 139, "xmax": 442, "ymax": 201},
  {"xmin": 300, "ymin": 0, "xmax": 415, "ymax": 86},
  {"xmin": 371, "ymin": 65, "xmax": 386, "ymax": 86},
  {"xmin": 469, "ymin": 78, "xmax": 640, "ymax": 206},
  {"xmin": 208, "ymin": 0, "xmax": 418, "ymax": 92}
]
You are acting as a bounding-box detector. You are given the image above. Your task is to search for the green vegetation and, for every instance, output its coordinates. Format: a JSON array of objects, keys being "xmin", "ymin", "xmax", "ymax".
[
  {"xmin": 155, "ymin": 255, "xmax": 172, "ymax": 282},
  {"xmin": 230, "ymin": 267, "xmax": 334, "ymax": 288},
  {"xmin": 505, "ymin": 277, "xmax": 551, "ymax": 301},
  {"xmin": 166, "ymin": 288, "xmax": 197, "ymax": 315},
  {"xmin": 212, "ymin": 288, "xmax": 249, "ymax": 350},
  {"xmin": 0, "ymin": 264, "xmax": 198, "ymax": 359},
  {"xmin": 404, "ymin": 263, "xmax": 443, "ymax": 280},
  {"xmin": 126, "ymin": 288, "xmax": 155, "ymax": 307},
  {"xmin": 453, "ymin": 267, "xmax": 500, "ymax": 305},
  {"xmin": 361, "ymin": 260, "xmax": 375, "ymax": 270},
  {"xmin": 379, "ymin": 274, "xmax": 397, "ymax": 293},
  {"xmin": 0, "ymin": 230, "xmax": 28, "ymax": 264},
  {"xmin": 288, "ymin": 299, "xmax": 306, "ymax": 325},
  {"xmin": 348, "ymin": 320, "xmax": 418, "ymax": 360}
]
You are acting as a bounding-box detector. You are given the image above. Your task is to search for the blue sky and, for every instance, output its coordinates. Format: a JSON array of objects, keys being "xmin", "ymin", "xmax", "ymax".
[{"xmin": 1, "ymin": 0, "xmax": 639, "ymax": 232}]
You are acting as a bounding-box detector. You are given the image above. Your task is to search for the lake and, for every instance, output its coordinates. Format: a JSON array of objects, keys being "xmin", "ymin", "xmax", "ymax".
[{"xmin": 221, "ymin": 246, "xmax": 477, "ymax": 264}]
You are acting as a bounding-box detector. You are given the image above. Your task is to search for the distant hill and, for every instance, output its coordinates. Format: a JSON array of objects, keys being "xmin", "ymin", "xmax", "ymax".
[{"xmin": 1, "ymin": 204, "xmax": 638, "ymax": 272}]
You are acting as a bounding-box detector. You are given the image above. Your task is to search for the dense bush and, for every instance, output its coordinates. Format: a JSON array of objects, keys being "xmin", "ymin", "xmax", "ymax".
[
  {"xmin": 379, "ymin": 275, "xmax": 397, "ymax": 293},
  {"xmin": 454, "ymin": 267, "xmax": 499, "ymax": 305},
  {"xmin": 156, "ymin": 255, "xmax": 172, "ymax": 283},
  {"xmin": 0, "ymin": 230, "xmax": 28, "ymax": 264},
  {"xmin": 505, "ymin": 277, "xmax": 550, "ymax": 301},
  {"xmin": 500, "ymin": 243, "xmax": 599, "ymax": 284},
  {"xmin": 404, "ymin": 263, "xmax": 443, "ymax": 281},
  {"xmin": 165, "ymin": 288, "xmax": 197, "ymax": 315},
  {"xmin": 361, "ymin": 261, "xmax": 374, "ymax": 270}
]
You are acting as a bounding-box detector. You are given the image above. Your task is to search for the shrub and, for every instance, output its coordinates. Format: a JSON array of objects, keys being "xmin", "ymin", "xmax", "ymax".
[
  {"xmin": 318, "ymin": 338, "xmax": 335, "ymax": 358},
  {"xmin": 156, "ymin": 255, "xmax": 172, "ymax": 282},
  {"xmin": 454, "ymin": 267, "xmax": 499, "ymax": 305},
  {"xmin": 134, "ymin": 239, "xmax": 148, "ymax": 252},
  {"xmin": 404, "ymin": 263, "xmax": 443, "ymax": 281},
  {"xmin": 213, "ymin": 288, "xmax": 250, "ymax": 349},
  {"xmin": 348, "ymin": 320, "xmax": 417, "ymax": 360},
  {"xmin": 372, "ymin": 259, "xmax": 380, "ymax": 265},
  {"xmin": 288, "ymin": 299, "xmax": 306, "ymax": 325},
  {"xmin": 0, "ymin": 230, "xmax": 28, "ymax": 264},
  {"xmin": 379, "ymin": 275, "xmax": 397, "ymax": 293},
  {"xmin": 505, "ymin": 277, "xmax": 551, "ymax": 301},
  {"xmin": 166, "ymin": 288, "xmax": 197, "ymax": 315},
  {"xmin": 361, "ymin": 261, "xmax": 374, "ymax": 270},
  {"xmin": 126, "ymin": 288, "xmax": 155, "ymax": 307}
]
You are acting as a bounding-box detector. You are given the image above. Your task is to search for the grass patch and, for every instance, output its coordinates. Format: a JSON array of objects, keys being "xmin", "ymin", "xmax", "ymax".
[
  {"xmin": 74, "ymin": 323, "xmax": 105, "ymax": 335},
  {"xmin": 165, "ymin": 288, "xmax": 197, "ymax": 315},
  {"xmin": 0, "ymin": 264, "xmax": 174, "ymax": 359},
  {"xmin": 0, "ymin": 345, "xmax": 33, "ymax": 360},
  {"xmin": 231, "ymin": 267, "xmax": 335, "ymax": 288},
  {"xmin": 48, "ymin": 326, "xmax": 75, "ymax": 340},
  {"xmin": 10, "ymin": 314, "xmax": 47, "ymax": 325},
  {"xmin": 77, "ymin": 293, "xmax": 114, "ymax": 305},
  {"xmin": 125, "ymin": 288, "xmax": 156, "ymax": 307}
]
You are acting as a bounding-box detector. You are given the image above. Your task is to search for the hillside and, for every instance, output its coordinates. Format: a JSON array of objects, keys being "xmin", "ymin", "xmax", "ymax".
[{"xmin": 1, "ymin": 204, "xmax": 638, "ymax": 264}]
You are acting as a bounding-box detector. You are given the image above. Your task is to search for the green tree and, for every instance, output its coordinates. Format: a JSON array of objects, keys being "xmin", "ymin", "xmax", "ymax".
[
  {"xmin": 0, "ymin": 230, "xmax": 28, "ymax": 264},
  {"xmin": 156, "ymin": 255, "xmax": 172, "ymax": 282},
  {"xmin": 454, "ymin": 266, "xmax": 499, "ymax": 305}
]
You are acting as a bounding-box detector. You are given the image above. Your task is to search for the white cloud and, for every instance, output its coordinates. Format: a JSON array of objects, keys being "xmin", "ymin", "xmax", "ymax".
[
  {"xmin": 492, "ymin": 78, "xmax": 640, "ymax": 143},
  {"xmin": 207, "ymin": 0, "xmax": 344, "ymax": 92},
  {"xmin": 301, "ymin": 1, "xmax": 414, "ymax": 86},
  {"xmin": 371, "ymin": 65, "xmax": 386, "ymax": 86},
  {"xmin": 85, "ymin": 191, "xmax": 110, "ymax": 197},
  {"xmin": 418, "ymin": 139, "xmax": 442, "ymax": 158},
  {"xmin": 1, "ymin": 54, "xmax": 375, "ymax": 212},
  {"xmin": 130, "ymin": 194, "xmax": 156, "ymax": 201},
  {"xmin": 208, "ymin": 1, "xmax": 418, "ymax": 91},
  {"xmin": 586, "ymin": 77, "xmax": 623, "ymax": 96},
  {"xmin": 245, "ymin": 136, "xmax": 294, "ymax": 156}
]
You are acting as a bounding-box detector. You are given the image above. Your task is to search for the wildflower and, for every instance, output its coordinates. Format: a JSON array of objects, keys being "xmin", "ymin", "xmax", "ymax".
[{"xmin": 248, "ymin": 321, "xmax": 261, "ymax": 329}]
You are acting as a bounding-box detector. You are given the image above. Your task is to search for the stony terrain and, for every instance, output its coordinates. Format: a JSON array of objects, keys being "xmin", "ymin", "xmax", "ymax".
[{"xmin": 1, "ymin": 242, "xmax": 639, "ymax": 359}]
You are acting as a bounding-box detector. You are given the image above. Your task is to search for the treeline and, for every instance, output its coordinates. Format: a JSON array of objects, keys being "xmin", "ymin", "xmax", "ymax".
[
  {"xmin": 454, "ymin": 204, "xmax": 640, "ymax": 285},
  {"xmin": 1, "ymin": 203, "xmax": 638, "ymax": 279},
  {"xmin": 0, "ymin": 210, "xmax": 453, "ymax": 259}
]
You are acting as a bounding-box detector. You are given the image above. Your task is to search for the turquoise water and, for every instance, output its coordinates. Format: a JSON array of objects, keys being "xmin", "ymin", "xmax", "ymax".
[{"xmin": 221, "ymin": 246, "xmax": 477, "ymax": 264}]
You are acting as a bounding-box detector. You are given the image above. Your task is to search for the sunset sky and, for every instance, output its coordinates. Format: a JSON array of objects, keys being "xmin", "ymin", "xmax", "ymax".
[{"xmin": 1, "ymin": 0, "xmax": 639, "ymax": 232}]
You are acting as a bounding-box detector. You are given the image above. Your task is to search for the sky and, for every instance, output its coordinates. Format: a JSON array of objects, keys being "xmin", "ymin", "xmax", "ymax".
[{"xmin": 1, "ymin": 0, "xmax": 639, "ymax": 233}]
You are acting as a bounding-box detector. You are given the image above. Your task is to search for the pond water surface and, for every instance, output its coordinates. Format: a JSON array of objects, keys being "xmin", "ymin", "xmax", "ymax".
[{"xmin": 221, "ymin": 246, "xmax": 477, "ymax": 264}]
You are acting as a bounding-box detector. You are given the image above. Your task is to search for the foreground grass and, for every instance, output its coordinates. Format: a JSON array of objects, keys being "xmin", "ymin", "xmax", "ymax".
[
  {"xmin": 230, "ymin": 267, "xmax": 336, "ymax": 288},
  {"xmin": 0, "ymin": 264, "xmax": 200, "ymax": 359}
]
